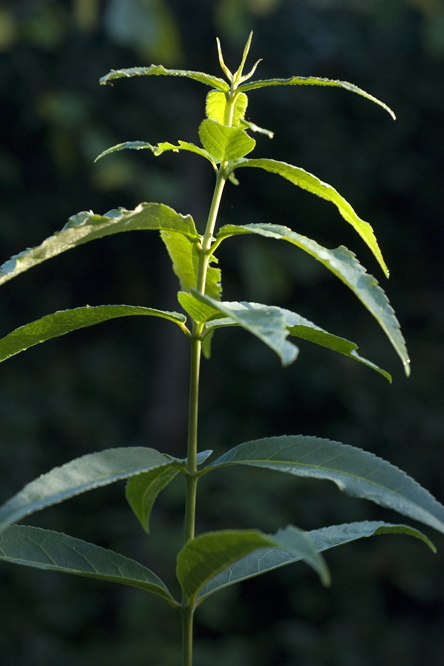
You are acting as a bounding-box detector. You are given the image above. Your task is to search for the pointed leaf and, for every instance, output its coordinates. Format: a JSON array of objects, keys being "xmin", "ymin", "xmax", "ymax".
[
  {"xmin": 231, "ymin": 158, "xmax": 388, "ymax": 276},
  {"xmin": 0, "ymin": 203, "xmax": 198, "ymax": 287},
  {"xmin": 161, "ymin": 232, "xmax": 221, "ymax": 299},
  {"xmin": 177, "ymin": 527, "xmax": 329, "ymax": 603},
  {"xmin": 126, "ymin": 466, "xmax": 180, "ymax": 534},
  {"xmin": 177, "ymin": 291, "xmax": 222, "ymax": 324},
  {"xmin": 0, "ymin": 525, "xmax": 177, "ymax": 605},
  {"xmin": 95, "ymin": 140, "xmax": 214, "ymax": 165},
  {"xmin": 206, "ymin": 91, "xmax": 248, "ymax": 126},
  {"xmin": 207, "ymin": 436, "xmax": 444, "ymax": 534},
  {"xmin": 100, "ymin": 65, "xmax": 229, "ymax": 92},
  {"xmin": 238, "ymin": 76, "xmax": 396, "ymax": 119},
  {"xmin": 191, "ymin": 291, "xmax": 298, "ymax": 366},
  {"xmin": 0, "ymin": 305, "xmax": 188, "ymax": 364},
  {"xmin": 197, "ymin": 521, "xmax": 434, "ymax": 600},
  {"xmin": 199, "ymin": 120, "xmax": 255, "ymax": 163},
  {"xmin": 216, "ymin": 223, "xmax": 409, "ymax": 375},
  {"xmin": 202, "ymin": 300, "xmax": 391, "ymax": 381},
  {"xmin": 0, "ymin": 448, "xmax": 178, "ymax": 533}
]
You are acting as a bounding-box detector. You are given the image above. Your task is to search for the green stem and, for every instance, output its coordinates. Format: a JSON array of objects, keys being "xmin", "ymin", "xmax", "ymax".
[
  {"xmin": 184, "ymin": 335, "xmax": 201, "ymax": 542},
  {"xmin": 181, "ymin": 606, "xmax": 195, "ymax": 666}
]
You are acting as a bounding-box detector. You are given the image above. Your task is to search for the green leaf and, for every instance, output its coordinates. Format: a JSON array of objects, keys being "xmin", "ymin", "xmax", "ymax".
[
  {"xmin": 0, "ymin": 203, "xmax": 198, "ymax": 287},
  {"xmin": 216, "ymin": 223, "xmax": 409, "ymax": 375},
  {"xmin": 207, "ymin": 436, "xmax": 444, "ymax": 534},
  {"xmin": 177, "ymin": 291, "xmax": 222, "ymax": 324},
  {"xmin": 0, "ymin": 448, "xmax": 177, "ymax": 533},
  {"xmin": 206, "ymin": 91, "xmax": 248, "ymax": 126},
  {"xmin": 126, "ymin": 465, "xmax": 180, "ymax": 534},
  {"xmin": 238, "ymin": 76, "xmax": 396, "ymax": 120},
  {"xmin": 191, "ymin": 291, "xmax": 298, "ymax": 366},
  {"xmin": 198, "ymin": 120, "xmax": 255, "ymax": 163},
  {"xmin": 202, "ymin": 300, "xmax": 391, "ymax": 381},
  {"xmin": 161, "ymin": 233, "xmax": 221, "ymax": 299},
  {"xmin": 197, "ymin": 521, "xmax": 434, "ymax": 600},
  {"xmin": 100, "ymin": 65, "xmax": 229, "ymax": 92},
  {"xmin": 0, "ymin": 525, "xmax": 177, "ymax": 606},
  {"xmin": 0, "ymin": 305, "xmax": 188, "ymax": 364},
  {"xmin": 177, "ymin": 527, "xmax": 329, "ymax": 603},
  {"xmin": 95, "ymin": 140, "xmax": 214, "ymax": 165},
  {"xmin": 230, "ymin": 158, "xmax": 388, "ymax": 277}
]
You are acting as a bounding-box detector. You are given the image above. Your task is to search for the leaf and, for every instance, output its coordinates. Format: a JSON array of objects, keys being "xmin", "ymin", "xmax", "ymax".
[
  {"xmin": 161, "ymin": 232, "xmax": 221, "ymax": 299},
  {"xmin": 0, "ymin": 448, "xmax": 178, "ymax": 533},
  {"xmin": 216, "ymin": 223, "xmax": 409, "ymax": 375},
  {"xmin": 198, "ymin": 120, "xmax": 255, "ymax": 163},
  {"xmin": 202, "ymin": 300, "xmax": 391, "ymax": 381},
  {"xmin": 100, "ymin": 64, "xmax": 229, "ymax": 92},
  {"xmin": 0, "ymin": 525, "xmax": 177, "ymax": 606},
  {"xmin": 206, "ymin": 91, "xmax": 248, "ymax": 126},
  {"xmin": 176, "ymin": 527, "xmax": 329, "ymax": 603},
  {"xmin": 237, "ymin": 76, "xmax": 396, "ymax": 120},
  {"xmin": 230, "ymin": 158, "xmax": 388, "ymax": 277},
  {"xmin": 126, "ymin": 466, "xmax": 180, "ymax": 534},
  {"xmin": 191, "ymin": 291, "xmax": 298, "ymax": 366},
  {"xmin": 95, "ymin": 140, "xmax": 214, "ymax": 165},
  {"xmin": 0, "ymin": 305, "xmax": 188, "ymax": 364},
  {"xmin": 177, "ymin": 291, "xmax": 222, "ymax": 324},
  {"xmin": 206, "ymin": 436, "xmax": 444, "ymax": 535},
  {"xmin": 197, "ymin": 521, "xmax": 434, "ymax": 600},
  {"xmin": 0, "ymin": 203, "xmax": 198, "ymax": 287}
]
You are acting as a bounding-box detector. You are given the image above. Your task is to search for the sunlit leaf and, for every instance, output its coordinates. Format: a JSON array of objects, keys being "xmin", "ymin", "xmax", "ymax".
[
  {"xmin": 0, "ymin": 525, "xmax": 177, "ymax": 605},
  {"xmin": 191, "ymin": 291, "xmax": 298, "ymax": 366},
  {"xmin": 0, "ymin": 305, "xmax": 188, "ymax": 364},
  {"xmin": 230, "ymin": 158, "xmax": 388, "ymax": 276},
  {"xmin": 238, "ymin": 76, "xmax": 396, "ymax": 119},
  {"xmin": 177, "ymin": 527, "xmax": 329, "ymax": 603},
  {"xmin": 0, "ymin": 448, "xmax": 177, "ymax": 533},
  {"xmin": 216, "ymin": 223, "xmax": 409, "ymax": 375},
  {"xmin": 198, "ymin": 120, "xmax": 255, "ymax": 163},
  {"xmin": 206, "ymin": 91, "xmax": 248, "ymax": 126},
  {"xmin": 198, "ymin": 521, "xmax": 434, "ymax": 600},
  {"xmin": 100, "ymin": 65, "xmax": 229, "ymax": 92},
  {"xmin": 161, "ymin": 233, "xmax": 221, "ymax": 299},
  {"xmin": 0, "ymin": 203, "xmax": 198, "ymax": 287},
  {"xmin": 206, "ymin": 436, "xmax": 444, "ymax": 534},
  {"xmin": 95, "ymin": 140, "xmax": 214, "ymax": 165}
]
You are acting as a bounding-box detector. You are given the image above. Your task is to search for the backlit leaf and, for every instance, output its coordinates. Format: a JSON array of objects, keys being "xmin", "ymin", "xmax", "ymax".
[
  {"xmin": 95, "ymin": 140, "xmax": 214, "ymax": 165},
  {"xmin": 161, "ymin": 233, "xmax": 221, "ymax": 299},
  {"xmin": 198, "ymin": 120, "xmax": 255, "ymax": 163},
  {"xmin": 100, "ymin": 65, "xmax": 229, "ymax": 92},
  {"xmin": 206, "ymin": 91, "xmax": 248, "ymax": 126}
]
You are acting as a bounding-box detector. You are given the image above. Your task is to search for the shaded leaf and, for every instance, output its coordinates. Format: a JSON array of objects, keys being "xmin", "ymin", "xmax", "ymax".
[
  {"xmin": 198, "ymin": 521, "xmax": 434, "ymax": 600},
  {"xmin": 0, "ymin": 525, "xmax": 177, "ymax": 605},
  {"xmin": 0, "ymin": 305, "xmax": 188, "ymax": 364},
  {"xmin": 126, "ymin": 465, "xmax": 180, "ymax": 534},
  {"xmin": 0, "ymin": 448, "xmax": 177, "ymax": 533},
  {"xmin": 100, "ymin": 65, "xmax": 229, "ymax": 92},
  {"xmin": 177, "ymin": 527, "xmax": 329, "ymax": 603},
  {"xmin": 161, "ymin": 233, "xmax": 221, "ymax": 299},
  {"xmin": 230, "ymin": 158, "xmax": 388, "ymax": 276},
  {"xmin": 198, "ymin": 120, "xmax": 255, "ymax": 163},
  {"xmin": 207, "ymin": 436, "xmax": 444, "ymax": 534},
  {"xmin": 238, "ymin": 76, "xmax": 396, "ymax": 119},
  {"xmin": 0, "ymin": 203, "xmax": 198, "ymax": 287},
  {"xmin": 216, "ymin": 223, "xmax": 409, "ymax": 375},
  {"xmin": 192, "ymin": 292, "xmax": 298, "ymax": 366}
]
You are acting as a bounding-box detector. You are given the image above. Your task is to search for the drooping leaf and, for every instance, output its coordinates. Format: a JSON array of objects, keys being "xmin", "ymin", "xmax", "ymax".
[
  {"xmin": 0, "ymin": 203, "xmax": 198, "ymax": 287},
  {"xmin": 201, "ymin": 300, "xmax": 391, "ymax": 381},
  {"xmin": 230, "ymin": 158, "xmax": 388, "ymax": 276},
  {"xmin": 197, "ymin": 521, "xmax": 434, "ymax": 601},
  {"xmin": 100, "ymin": 65, "xmax": 229, "ymax": 92},
  {"xmin": 216, "ymin": 223, "xmax": 409, "ymax": 375},
  {"xmin": 161, "ymin": 233, "xmax": 221, "ymax": 299},
  {"xmin": 206, "ymin": 91, "xmax": 248, "ymax": 126},
  {"xmin": 0, "ymin": 525, "xmax": 177, "ymax": 606},
  {"xmin": 191, "ymin": 291, "xmax": 298, "ymax": 366},
  {"xmin": 198, "ymin": 120, "xmax": 255, "ymax": 163},
  {"xmin": 95, "ymin": 140, "xmax": 214, "ymax": 165},
  {"xmin": 126, "ymin": 466, "xmax": 180, "ymax": 534},
  {"xmin": 0, "ymin": 448, "xmax": 178, "ymax": 533},
  {"xmin": 238, "ymin": 76, "xmax": 396, "ymax": 120},
  {"xmin": 206, "ymin": 436, "xmax": 444, "ymax": 534},
  {"xmin": 0, "ymin": 305, "xmax": 189, "ymax": 364},
  {"xmin": 177, "ymin": 527, "xmax": 329, "ymax": 603}
]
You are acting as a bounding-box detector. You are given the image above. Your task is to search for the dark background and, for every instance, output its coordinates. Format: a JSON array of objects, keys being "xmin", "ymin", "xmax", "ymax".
[{"xmin": 1, "ymin": 1, "xmax": 444, "ymax": 664}]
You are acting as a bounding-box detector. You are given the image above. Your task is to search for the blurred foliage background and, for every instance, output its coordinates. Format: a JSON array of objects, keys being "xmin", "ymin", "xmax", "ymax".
[{"xmin": 1, "ymin": 0, "xmax": 444, "ymax": 664}]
